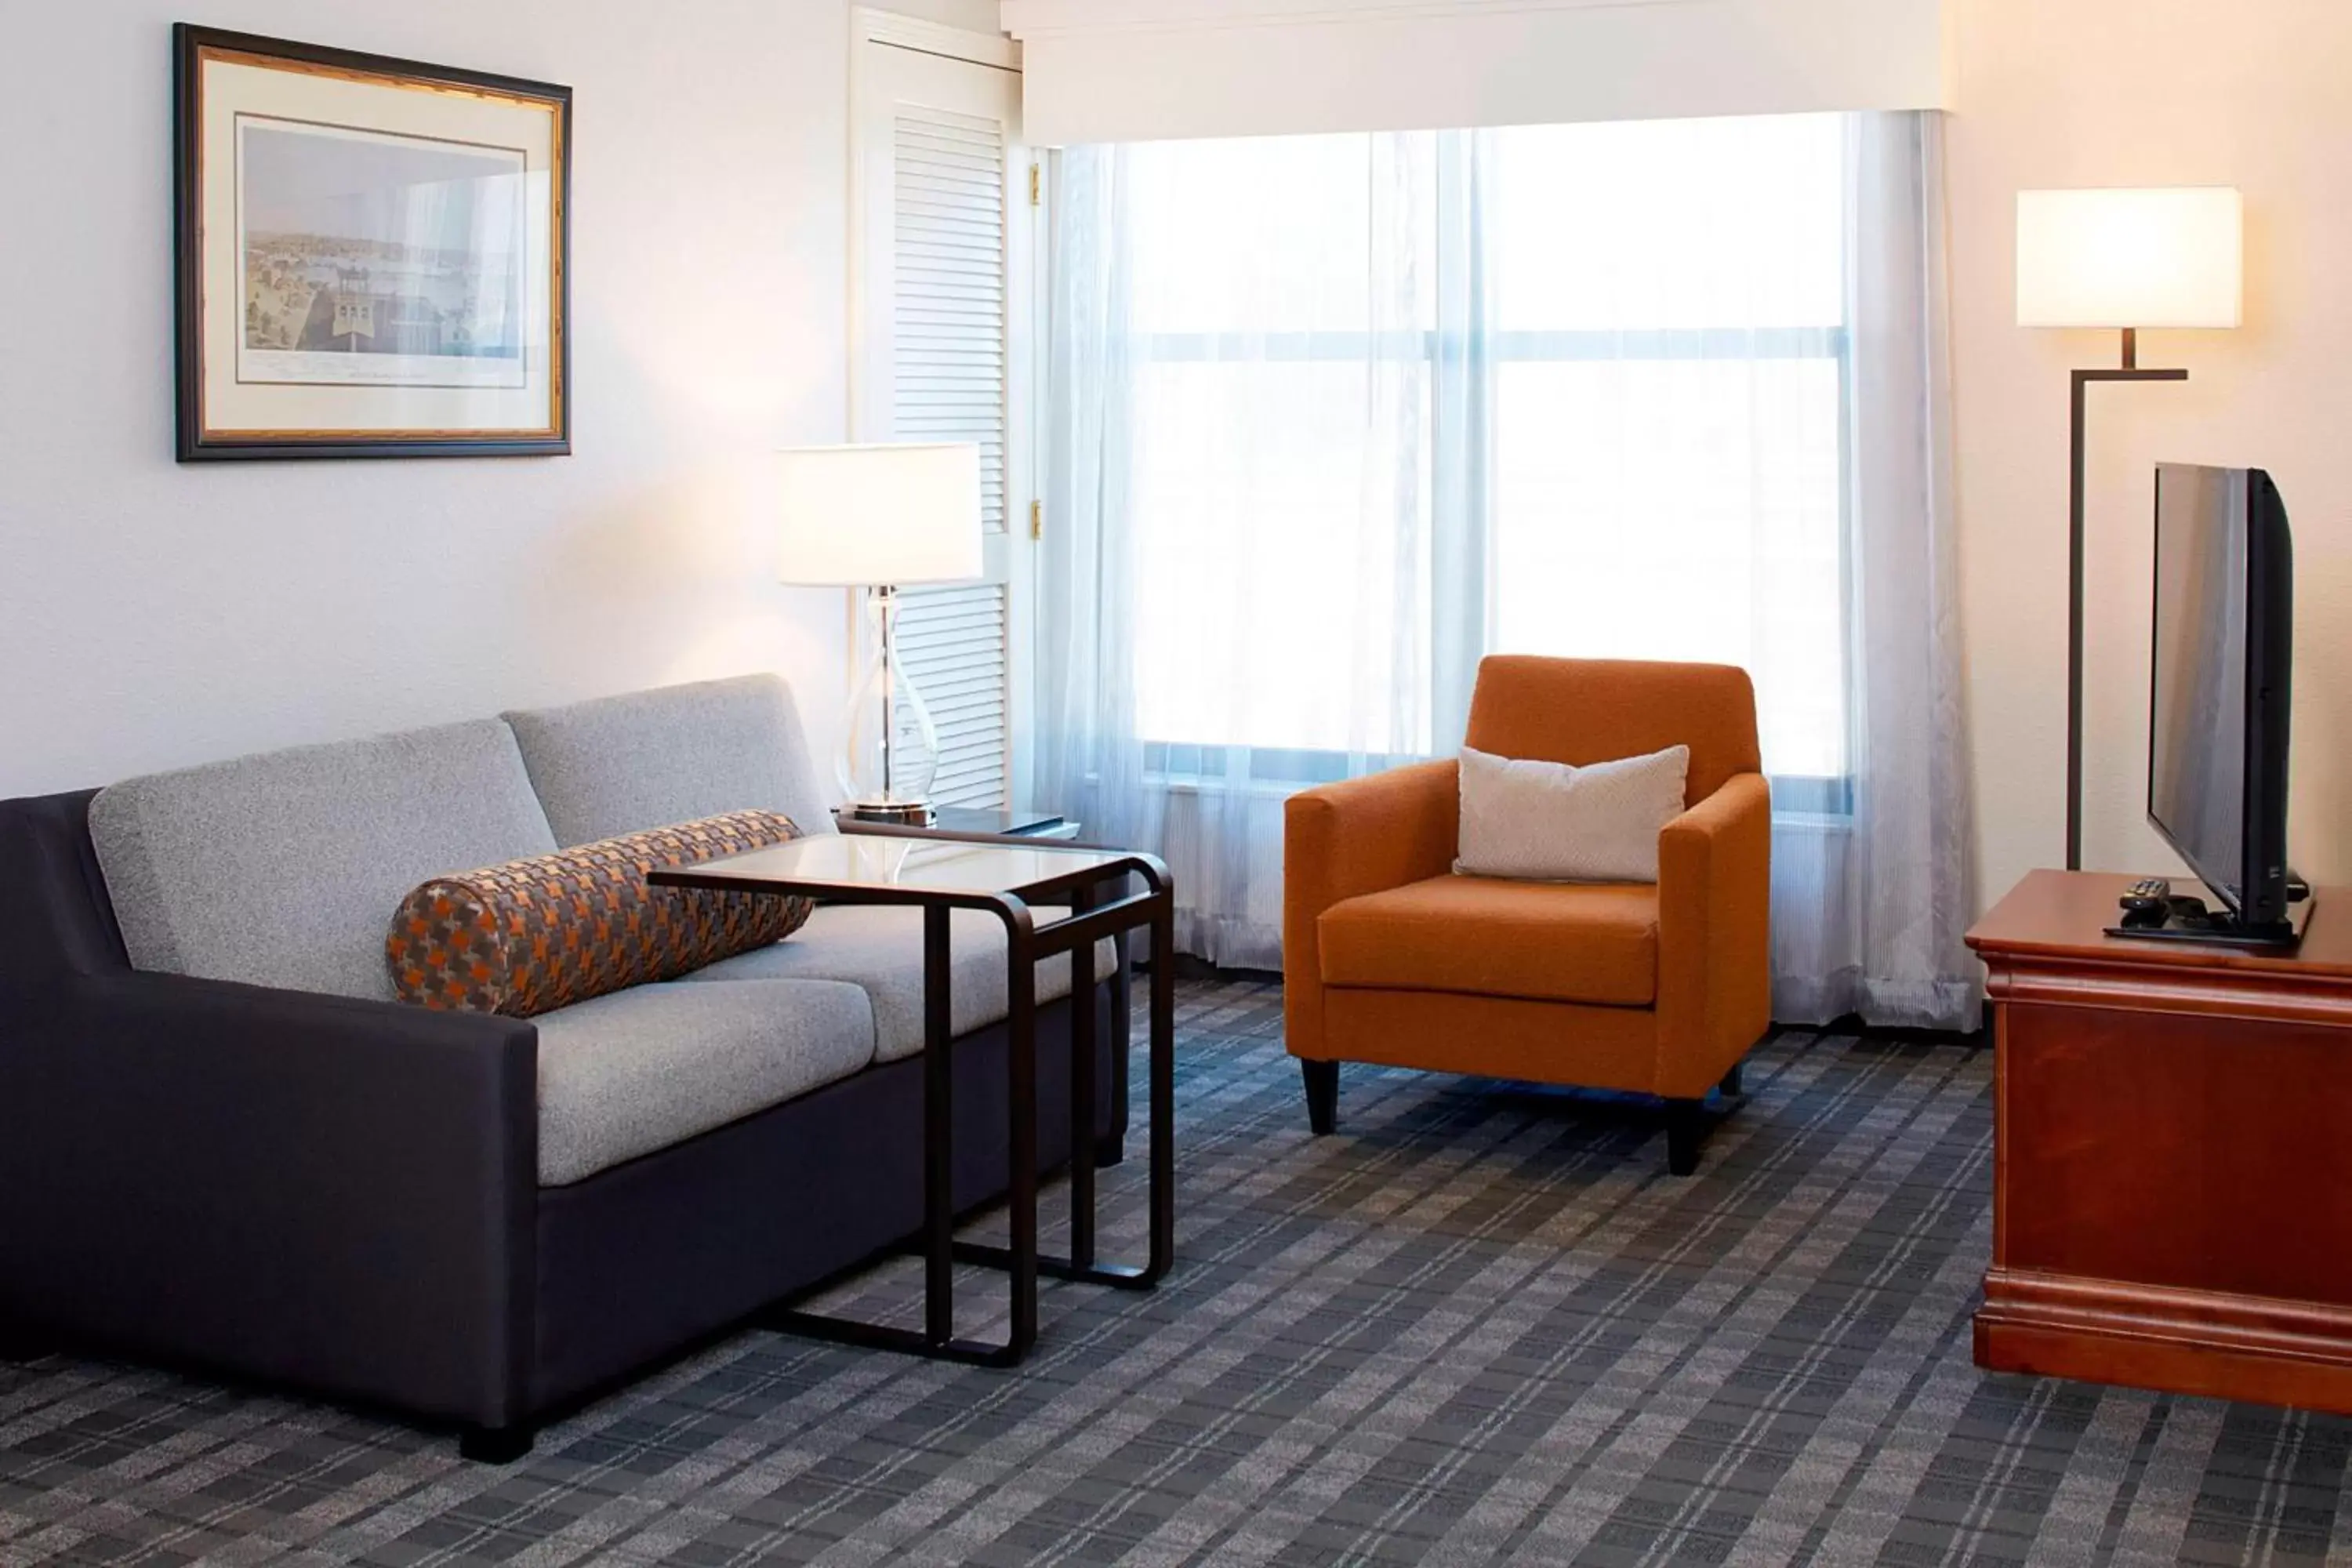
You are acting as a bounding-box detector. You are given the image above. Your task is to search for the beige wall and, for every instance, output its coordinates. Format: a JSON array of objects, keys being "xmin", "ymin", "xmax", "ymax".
[
  {"xmin": 1948, "ymin": 0, "xmax": 2352, "ymax": 908},
  {"xmin": 0, "ymin": 0, "xmax": 862, "ymax": 798}
]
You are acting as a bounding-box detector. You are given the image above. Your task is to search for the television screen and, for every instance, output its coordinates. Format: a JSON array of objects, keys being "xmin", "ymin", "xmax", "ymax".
[
  {"xmin": 2149, "ymin": 466, "xmax": 2248, "ymax": 904},
  {"xmin": 2147, "ymin": 463, "xmax": 2292, "ymax": 927}
]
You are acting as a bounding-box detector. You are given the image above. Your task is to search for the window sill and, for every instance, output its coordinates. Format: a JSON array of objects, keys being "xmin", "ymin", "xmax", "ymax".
[{"xmin": 1124, "ymin": 753, "xmax": 1857, "ymax": 829}]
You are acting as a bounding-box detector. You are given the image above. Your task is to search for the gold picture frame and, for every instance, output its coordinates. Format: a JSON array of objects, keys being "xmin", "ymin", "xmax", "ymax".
[{"xmin": 173, "ymin": 25, "xmax": 571, "ymax": 459}]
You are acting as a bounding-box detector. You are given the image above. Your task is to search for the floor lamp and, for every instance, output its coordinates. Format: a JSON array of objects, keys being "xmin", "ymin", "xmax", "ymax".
[{"xmin": 2016, "ymin": 187, "xmax": 2243, "ymax": 869}]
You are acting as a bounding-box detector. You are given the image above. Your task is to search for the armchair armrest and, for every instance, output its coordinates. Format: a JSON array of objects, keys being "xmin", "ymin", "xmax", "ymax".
[
  {"xmin": 0, "ymin": 971, "xmax": 539, "ymax": 1428},
  {"xmin": 1282, "ymin": 760, "xmax": 1459, "ymax": 1060},
  {"xmin": 1656, "ymin": 772, "xmax": 1773, "ymax": 1095}
]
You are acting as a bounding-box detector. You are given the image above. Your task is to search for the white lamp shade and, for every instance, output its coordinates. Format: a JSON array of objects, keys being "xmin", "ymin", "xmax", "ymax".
[
  {"xmin": 775, "ymin": 443, "xmax": 984, "ymax": 587},
  {"xmin": 2016, "ymin": 187, "xmax": 2243, "ymax": 330}
]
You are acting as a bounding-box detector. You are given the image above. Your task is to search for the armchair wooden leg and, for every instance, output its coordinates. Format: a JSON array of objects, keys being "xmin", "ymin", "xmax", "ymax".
[
  {"xmin": 1720, "ymin": 1062, "xmax": 1744, "ymax": 1098},
  {"xmin": 1301, "ymin": 1059, "xmax": 1338, "ymax": 1135},
  {"xmin": 1665, "ymin": 1099, "xmax": 1706, "ymax": 1177}
]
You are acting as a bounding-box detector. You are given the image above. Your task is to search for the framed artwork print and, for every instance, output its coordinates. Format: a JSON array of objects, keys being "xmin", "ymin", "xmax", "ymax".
[{"xmin": 172, "ymin": 25, "xmax": 571, "ymax": 460}]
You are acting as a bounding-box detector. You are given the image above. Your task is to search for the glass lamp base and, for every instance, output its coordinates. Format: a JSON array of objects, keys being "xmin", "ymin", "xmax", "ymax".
[{"xmin": 836, "ymin": 585, "xmax": 944, "ymax": 818}]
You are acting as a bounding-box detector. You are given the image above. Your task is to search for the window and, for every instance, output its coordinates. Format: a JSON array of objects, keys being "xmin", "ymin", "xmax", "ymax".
[
  {"xmin": 1117, "ymin": 115, "xmax": 1851, "ymax": 789},
  {"xmin": 1123, "ymin": 134, "xmax": 1426, "ymax": 760},
  {"xmin": 1489, "ymin": 118, "xmax": 1846, "ymax": 780}
]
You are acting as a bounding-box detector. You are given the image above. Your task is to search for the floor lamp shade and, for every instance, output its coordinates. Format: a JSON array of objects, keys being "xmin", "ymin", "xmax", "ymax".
[
  {"xmin": 2016, "ymin": 187, "xmax": 2243, "ymax": 329},
  {"xmin": 774, "ymin": 444, "xmax": 985, "ymax": 822}
]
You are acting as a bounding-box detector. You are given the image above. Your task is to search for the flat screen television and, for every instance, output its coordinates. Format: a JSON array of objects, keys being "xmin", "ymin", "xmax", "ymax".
[{"xmin": 2145, "ymin": 463, "xmax": 2298, "ymax": 937}]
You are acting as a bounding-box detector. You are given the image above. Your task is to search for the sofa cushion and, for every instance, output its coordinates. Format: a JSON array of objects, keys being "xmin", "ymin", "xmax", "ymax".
[
  {"xmin": 534, "ymin": 978, "xmax": 875, "ymax": 1185},
  {"xmin": 687, "ymin": 903, "xmax": 1121, "ymax": 1062},
  {"xmin": 390, "ymin": 811, "xmax": 815, "ymax": 1017},
  {"xmin": 89, "ymin": 720, "xmax": 557, "ymax": 1001},
  {"xmin": 1318, "ymin": 873, "xmax": 1659, "ymax": 1007},
  {"xmin": 504, "ymin": 675, "xmax": 835, "ymax": 848}
]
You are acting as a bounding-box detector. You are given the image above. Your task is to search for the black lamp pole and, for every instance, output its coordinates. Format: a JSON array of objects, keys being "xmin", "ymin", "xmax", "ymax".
[{"xmin": 2067, "ymin": 326, "xmax": 2187, "ymax": 870}]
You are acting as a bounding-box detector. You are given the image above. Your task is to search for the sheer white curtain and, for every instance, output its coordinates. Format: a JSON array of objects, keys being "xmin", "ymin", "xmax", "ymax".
[
  {"xmin": 1779, "ymin": 111, "xmax": 1977, "ymax": 1028},
  {"xmin": 1040, "ymin": 112, "xmax": 1978, "ymax": 1028},
  {"xmin": 1040, "ymin": 135, "xmax": 1465, "ymax": 964}
]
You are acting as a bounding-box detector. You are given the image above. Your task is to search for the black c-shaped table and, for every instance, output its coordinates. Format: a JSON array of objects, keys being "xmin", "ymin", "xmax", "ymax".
[{"xmin": 650, "ymin": 832, "xmax": 1175, "ymax": 1367}]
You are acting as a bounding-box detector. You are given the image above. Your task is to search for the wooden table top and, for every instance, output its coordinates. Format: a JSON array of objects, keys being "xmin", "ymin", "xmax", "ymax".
[{"xmin": 1966, "ymin": 869, "xmax": 2352, "ymax": 977}]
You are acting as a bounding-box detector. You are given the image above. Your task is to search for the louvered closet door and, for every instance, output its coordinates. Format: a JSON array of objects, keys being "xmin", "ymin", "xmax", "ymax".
[{"xmin": 853, "ymin": 20, "xmax": 1034, "ymax": 812}]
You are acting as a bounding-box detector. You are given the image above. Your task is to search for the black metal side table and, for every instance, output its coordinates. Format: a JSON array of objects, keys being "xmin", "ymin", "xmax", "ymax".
[{"xmin": 649, "ymin": 834, "xmax": 1174, "ymax": 1367}]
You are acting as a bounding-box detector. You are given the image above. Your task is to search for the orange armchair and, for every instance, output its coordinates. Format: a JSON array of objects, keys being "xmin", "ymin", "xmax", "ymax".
[{"xmin": 1283, "ymin": 656, "xmax": 1772, "ymax": 1174}]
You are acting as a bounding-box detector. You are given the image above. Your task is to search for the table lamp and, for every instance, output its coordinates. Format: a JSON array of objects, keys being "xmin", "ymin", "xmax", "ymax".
[
  {"xmin": 2016, "ymin": 187, "xmax": 2242, "ymax": 869},
  {"xmin": 776, "ymin": 443, "xmax": 983, "ymax": 826}
]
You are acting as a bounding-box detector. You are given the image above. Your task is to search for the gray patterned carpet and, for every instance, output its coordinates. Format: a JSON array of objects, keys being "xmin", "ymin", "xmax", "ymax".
[{"xmin": 5, "ymin": 978, "xmax": 2351, "ymax": 1567}]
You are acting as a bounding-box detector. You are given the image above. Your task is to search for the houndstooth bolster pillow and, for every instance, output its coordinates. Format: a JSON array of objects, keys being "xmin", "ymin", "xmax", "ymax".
[{"xmin": 387, "ymin": 810, "xmax": 814, "ymax": 1016}]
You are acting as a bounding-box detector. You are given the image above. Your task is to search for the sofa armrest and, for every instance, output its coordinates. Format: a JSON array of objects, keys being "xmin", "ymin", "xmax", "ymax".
[
  {"xmin": 1282, "ymin": 760, "xmax": 1459, "ymax": 1060},
  {"xmin": 0, "ymin": 971, "xmax": 539, "ymax": 1428},
  {"xmin": 1656, "ymin": 772, "xmax": 1773, "ymax": 1095}
]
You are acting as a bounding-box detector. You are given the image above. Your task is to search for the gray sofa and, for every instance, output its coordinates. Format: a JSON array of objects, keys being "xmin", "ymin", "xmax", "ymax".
[{"xmin": 0, "ymin": 674, "xmax": 1127, "ymax": 1460}]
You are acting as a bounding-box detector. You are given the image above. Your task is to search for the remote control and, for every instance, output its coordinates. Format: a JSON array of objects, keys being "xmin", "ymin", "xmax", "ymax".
[{"xmin": 2120, "ymin": 877, "xmax": 2172, "ymax": 917}]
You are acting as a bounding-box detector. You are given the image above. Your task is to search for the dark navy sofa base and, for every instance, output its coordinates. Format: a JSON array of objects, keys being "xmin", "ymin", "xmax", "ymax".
[{"xmin": 0, "ymin": 788, "xmax": 1130, "ymax": 1457}]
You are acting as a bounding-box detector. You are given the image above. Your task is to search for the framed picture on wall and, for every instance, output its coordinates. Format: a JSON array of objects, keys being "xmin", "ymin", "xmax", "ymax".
[{"xmin": 172, "ymin": 25, "xmax": 571, "ymax": 460}]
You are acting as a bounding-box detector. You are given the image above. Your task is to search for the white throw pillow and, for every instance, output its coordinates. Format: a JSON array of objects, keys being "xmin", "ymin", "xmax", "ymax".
[{"xmin": 1454, "ymin": 743, "xmax": 1690, "ymax": 883}]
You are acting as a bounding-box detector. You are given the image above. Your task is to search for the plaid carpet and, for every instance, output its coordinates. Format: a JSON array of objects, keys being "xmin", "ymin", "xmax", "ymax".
[{"xmin": 4, "ymin": 978, "xmax": 2350, "ymax": 1567}]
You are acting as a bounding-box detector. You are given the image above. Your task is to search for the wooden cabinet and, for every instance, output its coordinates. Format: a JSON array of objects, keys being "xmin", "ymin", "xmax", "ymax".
[{"xmin": 1967, "ymin": 870, "xmax": 2352, "ymax": 1414}]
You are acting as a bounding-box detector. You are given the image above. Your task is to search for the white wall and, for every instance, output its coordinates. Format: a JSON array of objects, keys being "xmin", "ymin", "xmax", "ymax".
[
  {"xmin": 0, "ymin": 0, "xmax": 860, "ymax": 798},
  {"xmin": 1947, "ymin": 0, "xmax": 2352, "ymax": 906}
]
